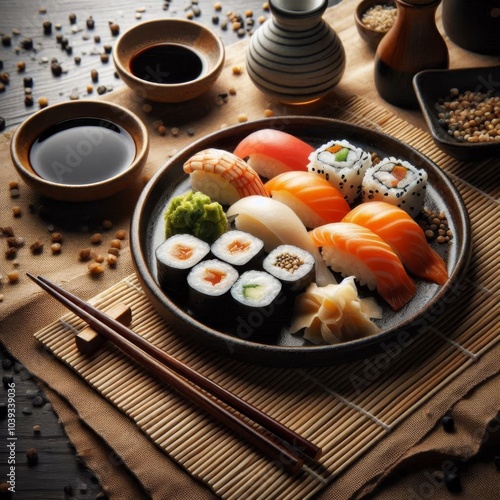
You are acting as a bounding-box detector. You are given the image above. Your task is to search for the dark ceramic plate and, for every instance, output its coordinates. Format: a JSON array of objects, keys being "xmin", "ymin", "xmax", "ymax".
[
  {"xmin": 413, "ymin": 65, "xmax": 500, "ymax": 161},
  {"xmin": 131, "ymin": 117, "xmax": 471, "ymax": 367}
]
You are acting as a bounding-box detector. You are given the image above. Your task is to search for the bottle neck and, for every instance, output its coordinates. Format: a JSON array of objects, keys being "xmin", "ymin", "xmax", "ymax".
[{"xmin": 269, "ymin": 0, "xmax": 328, "ymax": 28}]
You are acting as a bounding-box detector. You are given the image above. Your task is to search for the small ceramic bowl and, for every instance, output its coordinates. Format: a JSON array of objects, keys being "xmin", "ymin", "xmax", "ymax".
[
  {"xmin": 413, "ymin": 65, "xmax": 500, "ymax": 162},
  {"xmin": 10, "ymin": 100, "xmax": 149, "ymax": 202},
  {"xmin": 113, "ymin": 19, "xmax": 225, "ymax": 103},
  {"xmin": 355, "ymin": 0, "xmax": 396, "ymax": 51}
]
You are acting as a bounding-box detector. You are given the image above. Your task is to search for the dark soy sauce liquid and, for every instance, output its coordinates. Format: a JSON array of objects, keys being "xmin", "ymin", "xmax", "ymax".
[
  {"xmin": 130, "ymin": 43, "xmax": 204, "ymax": 84},
  {"xmin": 29, "ymin": 118, "xmax": 136, "ymax": 185}
]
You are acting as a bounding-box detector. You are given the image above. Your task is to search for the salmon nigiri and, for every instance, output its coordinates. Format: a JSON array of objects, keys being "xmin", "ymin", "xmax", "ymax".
[
  {"xmin": 264, "ymin": 171, "xmax": 351, "ymax": 228},
  {"xmin": 342, "ymin": 201, "xmax": 448, "ymax": 285},
  {"xmin": 232, "ymin": 129, "xmax": 313, "ymax": 179},
  {"xmin": 183, "ymin": 148, "xmax": 268, "ymax": 205},
  {"xmin": 309, "ymin": 222, "xmax": 417, "ymax": 311}
]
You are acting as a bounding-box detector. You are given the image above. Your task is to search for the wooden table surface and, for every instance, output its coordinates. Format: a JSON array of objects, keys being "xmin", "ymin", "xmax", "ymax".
[{"xmin": 0, "ymin": 1, "xmax": 341, "ymax": 498}]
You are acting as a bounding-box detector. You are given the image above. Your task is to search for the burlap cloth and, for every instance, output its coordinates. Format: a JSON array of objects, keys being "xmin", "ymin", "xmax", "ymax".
[{"xmin": 1, "ymin": 0, "xmax": 499, "ymax": 497}]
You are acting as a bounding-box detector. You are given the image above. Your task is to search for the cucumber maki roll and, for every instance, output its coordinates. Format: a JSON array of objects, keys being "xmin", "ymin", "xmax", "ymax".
[
  {"xmin": 231, "ymin": 270, "xmax": 286, "ymax": 340},
  {"xmin": 361, "ymin": 157, "xmax": 428, "ymax": 216},
  {"xmin": 307, "ymin": 139, "xmax": 372, "ymax": 204},
  {"xmin": 156, "ymin": 234, "xmax": 210, "ymax": 295}
]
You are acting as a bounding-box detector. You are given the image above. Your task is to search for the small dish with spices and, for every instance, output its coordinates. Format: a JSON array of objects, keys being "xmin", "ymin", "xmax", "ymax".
[
  {"xmin": 413, "ymin": 65, "xmax": 500, "ymax": 161},
  {"xmin": 355, "ymin": 0, "xmax": 397, "ymax": 51},
  {"xmin": 113, "ymin": 19, "xmax": 225, "ymax": 103},
  {"xmin": 10, "ymin": 100, "xmax": 149, "ymax": 202}
]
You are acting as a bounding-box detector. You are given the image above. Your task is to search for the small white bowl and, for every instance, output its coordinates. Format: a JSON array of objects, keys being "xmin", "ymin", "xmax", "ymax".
[
  {"xmin": 10, "ymin": 100, "xmax": 149, "ymax": 202},
  {"xmin": 113, "ymin": 19, "xmax": 225, "ymax": 103}
]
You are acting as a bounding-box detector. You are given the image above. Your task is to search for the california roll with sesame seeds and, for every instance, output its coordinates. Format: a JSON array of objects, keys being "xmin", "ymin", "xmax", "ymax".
[
  {"xmin": 307, "ymin": 139, "xmax": 372, "ymax": 204},
  {"xmin": 361, "ymin": 157, "xmax": 428, "ymax": 217}
]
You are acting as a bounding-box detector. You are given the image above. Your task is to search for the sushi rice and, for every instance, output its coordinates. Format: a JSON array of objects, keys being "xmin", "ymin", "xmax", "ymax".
[
  {"xmin": 361, "ymin": 157, "xmax": 428, "ymax": 216},
  {"xmin": 307, "ymin": 139, "xmax": 372, "ymax": 204}
]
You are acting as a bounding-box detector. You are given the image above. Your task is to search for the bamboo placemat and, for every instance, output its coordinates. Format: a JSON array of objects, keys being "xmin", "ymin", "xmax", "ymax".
[{"xmin": 34, "ymin": 95, "xmax": 499, "ymax": 499}]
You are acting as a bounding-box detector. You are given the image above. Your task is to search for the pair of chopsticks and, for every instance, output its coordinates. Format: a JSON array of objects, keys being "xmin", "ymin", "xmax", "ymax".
[{"xmin": 27, "ymin": 273, "xmax": 322, "ymax": 474}]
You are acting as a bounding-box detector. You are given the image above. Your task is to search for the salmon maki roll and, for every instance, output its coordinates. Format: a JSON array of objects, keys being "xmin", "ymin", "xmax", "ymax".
[
  {"xmin": 309, "ymin": 222, "xmax": 417, "ymax": 311},
  {"xmin": 342, "ymin": 201, "xmax": 448, "ymax": 285},
  {"xmin": 232, "ymin": 129, "xmax": 313, "ymax": 179},
  {"xmin": 264, "ymin": 171, "xmax": 350, "ymax": 228}
]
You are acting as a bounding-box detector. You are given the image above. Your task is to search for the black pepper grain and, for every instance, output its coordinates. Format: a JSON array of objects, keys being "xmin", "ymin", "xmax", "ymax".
[
  {"xmin": 86, "ymin": 17, "xmax": 95, "ymax": 29},
  {"xmin": 20, "ymin": 38, "xmax": 33, "ymax": 50},
  {"xmin": 51, "ymin": 62, "xmax": 62, "ymax": 76},
  {"xmin": 441, "ymin": 415, "xmax": 455, "ymax": 433},
  {"xmin": 444, "ymin": 472, "xmax": 461, "ymax": 493},
  {"xmin": 43, "ymin": 20, "xmax": 52, "ymax": 35},
  {"xmin": 23, "ymin": 76, "xmax": 33, "ymax": 88},
  {"xmin": 2, "ymin": 35, "xmax": 12, "ymax": 47},
  {"xmin": 69, "ymin": 13, "xmax": 77, "ymax": 24},
  {"xmin": 26, "ymin": 447, "xmax": 38, "ymax": 466}
]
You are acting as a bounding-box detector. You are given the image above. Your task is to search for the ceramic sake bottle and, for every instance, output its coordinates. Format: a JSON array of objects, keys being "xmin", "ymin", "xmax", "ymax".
[
  {"xmin": 374, "ymin": 0, "xmax": 449, "ymax": 109},
  {"xmin": 246, "ymin": 0, "xmax": 346, "ymax": 104}
]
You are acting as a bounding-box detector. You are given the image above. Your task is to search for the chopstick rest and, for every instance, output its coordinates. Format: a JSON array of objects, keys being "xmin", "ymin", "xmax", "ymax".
[
  {"xmin": 28, "ymin": 273, "xmax": 322, "ymax": 474},
  {"xmin": 76, "ymin": 303, "xmax": 132, "ymax": 354}
]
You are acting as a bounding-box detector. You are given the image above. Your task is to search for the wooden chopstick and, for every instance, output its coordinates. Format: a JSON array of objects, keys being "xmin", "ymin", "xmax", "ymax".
[{"xmin": 28, "ymin": 273, "xmax": 322, "ymax": 472}]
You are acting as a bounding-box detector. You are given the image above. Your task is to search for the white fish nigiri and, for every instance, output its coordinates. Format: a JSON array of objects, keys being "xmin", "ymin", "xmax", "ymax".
[{"xmin": 226, "ymin": 196, "xmax": 336, "ymax": 286}]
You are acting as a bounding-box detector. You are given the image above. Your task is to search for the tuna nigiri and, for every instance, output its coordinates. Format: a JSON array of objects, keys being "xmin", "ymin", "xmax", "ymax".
[
  {"xmin": 264, "ymin": 171, "xmax": 350, "ymax": 228},
  {"xmin": 183, "ymin": 148, "xmax": 268, "ymax": 205},
  {"xmin": 342, "ymin": 201, "xmax": 448, "ymax": 285},
  {"xmin": 227, "ymin": 196, "xmax": 336, "ymax": 286},
  {"xmin": 309, "ymin": 222, "xmax": 417, "ymax": 311},
  {"xmin": 232, "ymin": 129, "xmax": 314, "ymax": 179}
]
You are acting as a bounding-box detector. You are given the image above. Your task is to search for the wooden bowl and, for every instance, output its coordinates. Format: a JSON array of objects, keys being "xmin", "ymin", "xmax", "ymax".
[
  {"xmin": 113, "ymin": 19, "xmax": 225, "ymax": 103},
  {"xmin": 10, "ymin": 100, "xmax": 149, "ymax": 202},
  {"xmin": 413, "ymin": 65, "xmax": 500, "ymax": 161},
  {"xmin": 354, "ymin": 0, "xmax": 396, "ymax": 51}
]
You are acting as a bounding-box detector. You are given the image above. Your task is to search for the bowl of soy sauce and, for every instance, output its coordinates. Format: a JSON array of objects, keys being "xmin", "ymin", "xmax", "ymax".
[
  {"xmin": 10, "ymin": 100, "xmax": 149, "ymax": 202},
  {"xmin": 113, "ymin": 19, "xmax": 225, "ymax": 103}
]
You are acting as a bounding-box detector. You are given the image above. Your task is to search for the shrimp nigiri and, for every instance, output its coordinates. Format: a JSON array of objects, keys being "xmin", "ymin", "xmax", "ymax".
[
  {"xmin": 264, "ymin": 171, "xmax": 350, "ymax": 228},
  {"xmin": 232, "ymin": 129, "xmax": 313, "ymax": 179},
  {"xmin": 183, "ymin": 148, "xmax": 268, "ymax": 205},
  {"xmin": 227, "ymin": 196, "xmax": 336, "ymax": 286},
  {"xmin": 342, "ymin": 201, "xmax": 448, "ymax": 285},
  {"xmin": 309, "ymin": 222, "xmax": 417, "ymax": 311}
]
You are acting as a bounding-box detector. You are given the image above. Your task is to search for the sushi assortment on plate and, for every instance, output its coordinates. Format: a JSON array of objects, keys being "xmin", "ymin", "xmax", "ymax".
[{"xmin": 153, "ymin": 127, "xmax": 452, "ymax": 346}]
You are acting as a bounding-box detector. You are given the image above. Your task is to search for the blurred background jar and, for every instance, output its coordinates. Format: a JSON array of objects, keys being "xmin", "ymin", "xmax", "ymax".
[
  {"xmin": 441, "ymin": 0, "xmax": 500, "ymax": 55},
  {"xmin": 374, "ymin": 0, "xmax": 449, "ymax": 109}
]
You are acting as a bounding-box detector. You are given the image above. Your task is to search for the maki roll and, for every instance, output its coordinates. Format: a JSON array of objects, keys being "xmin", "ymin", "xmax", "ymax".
[
  {"xmin": 307, "ymin": 139, "xmax": 372, "ymax": 204},
  {"xmin": 211, "ymin": 230, "xmax": 265, "ymax": 271},
  {"xmin": 156, "ymin": 234, "xmax": 210, "ymax": 295},
  {"xmin": 262, "ymin": 245, "xmax": 315, "ymax": 295},
  {"xmin": 361, "ymin": 157, "xmax": 428, "ymax": 216},
  {"xmin": 230, "ymin": 270, "xmax": 286, "ymax": 340},
  {"xmin": 187, "ymin": 259, "xmax": 239, "ymax": 324}
]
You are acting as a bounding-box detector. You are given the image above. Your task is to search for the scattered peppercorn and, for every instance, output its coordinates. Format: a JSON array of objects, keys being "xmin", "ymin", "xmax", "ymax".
[
  {"xmin": 20, "ymin": 38, "xmax": 33, "ymax": 50},
  {"xmin": 7, "ymin": 271, "xmax": 20, "ymax": 284},
  {"xmin": 12, "ymin": 206, "xmax": 22, "ymax": 217},
  {"xmin": 90, "ymin": 69, "xmax": 98, "ymax": 82},
  {"xmin": 43, "ymin": 20, "xmax": 52, "ymax": 35},
  {"xmin": 109, "ymin": 22, "xmax": 120, "ymax": 36},
  {"xmin": 33, "ymin": 424, "xmax": 41, "ymax": 434},
  {"xmin": 79, "ymin": 248, "xmax": 93, "ymax": 262},
  {"xmin": 101, "ymin": 220, "xmax": 113, "ymax": 230},
  {"xmin": 38, "ymin": 97, "xmax": 49, "ymax": 108},
  {"xmin": 50, "ymin": 242, "xmax": 62, "ymax": 254},
  {"xmin": 51, "ymin": 62, "xmax": 62, "ymax": 76},
  {"xmin": 16, "ymin": 61, "xmax": 26, "ymax": 72},
  {"xmin": 90, "ymin": 233, "xmax": 102, "ymax": 244},
  {"xmin": 26, "ymin": 447, "xmax": 38, "ymax": 466},
  {"xmin": 444, "ymin": 472, "xmax": 461, "ymax": 493},
  {"xmin": 88, "ymin": 262, "xmax": 105, "ymax": 275},
  {"xmin": 30, "ymin": 240, "xmax": 44, "ymax": 255},
  {"xmin": 100, "ymin": 53, "xmax": 109, "ymax": 64},
  {"xmin": 115, "ymin": 229, "xmax": 126, "ymax": 240},
  {"xmin": 24, "ymin": 94, "xmax": 34, "ymax": 107},
  {"xmin": 441, "ymin": 415, "xmax": 455, "ymax": 433},
  {"xmin": 86, "ymin": 16, "xmax": 95, "ymax": 29},
  {"xmin": 1, "ymin": 35, "xmax": 11, "ymax": 47}
]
